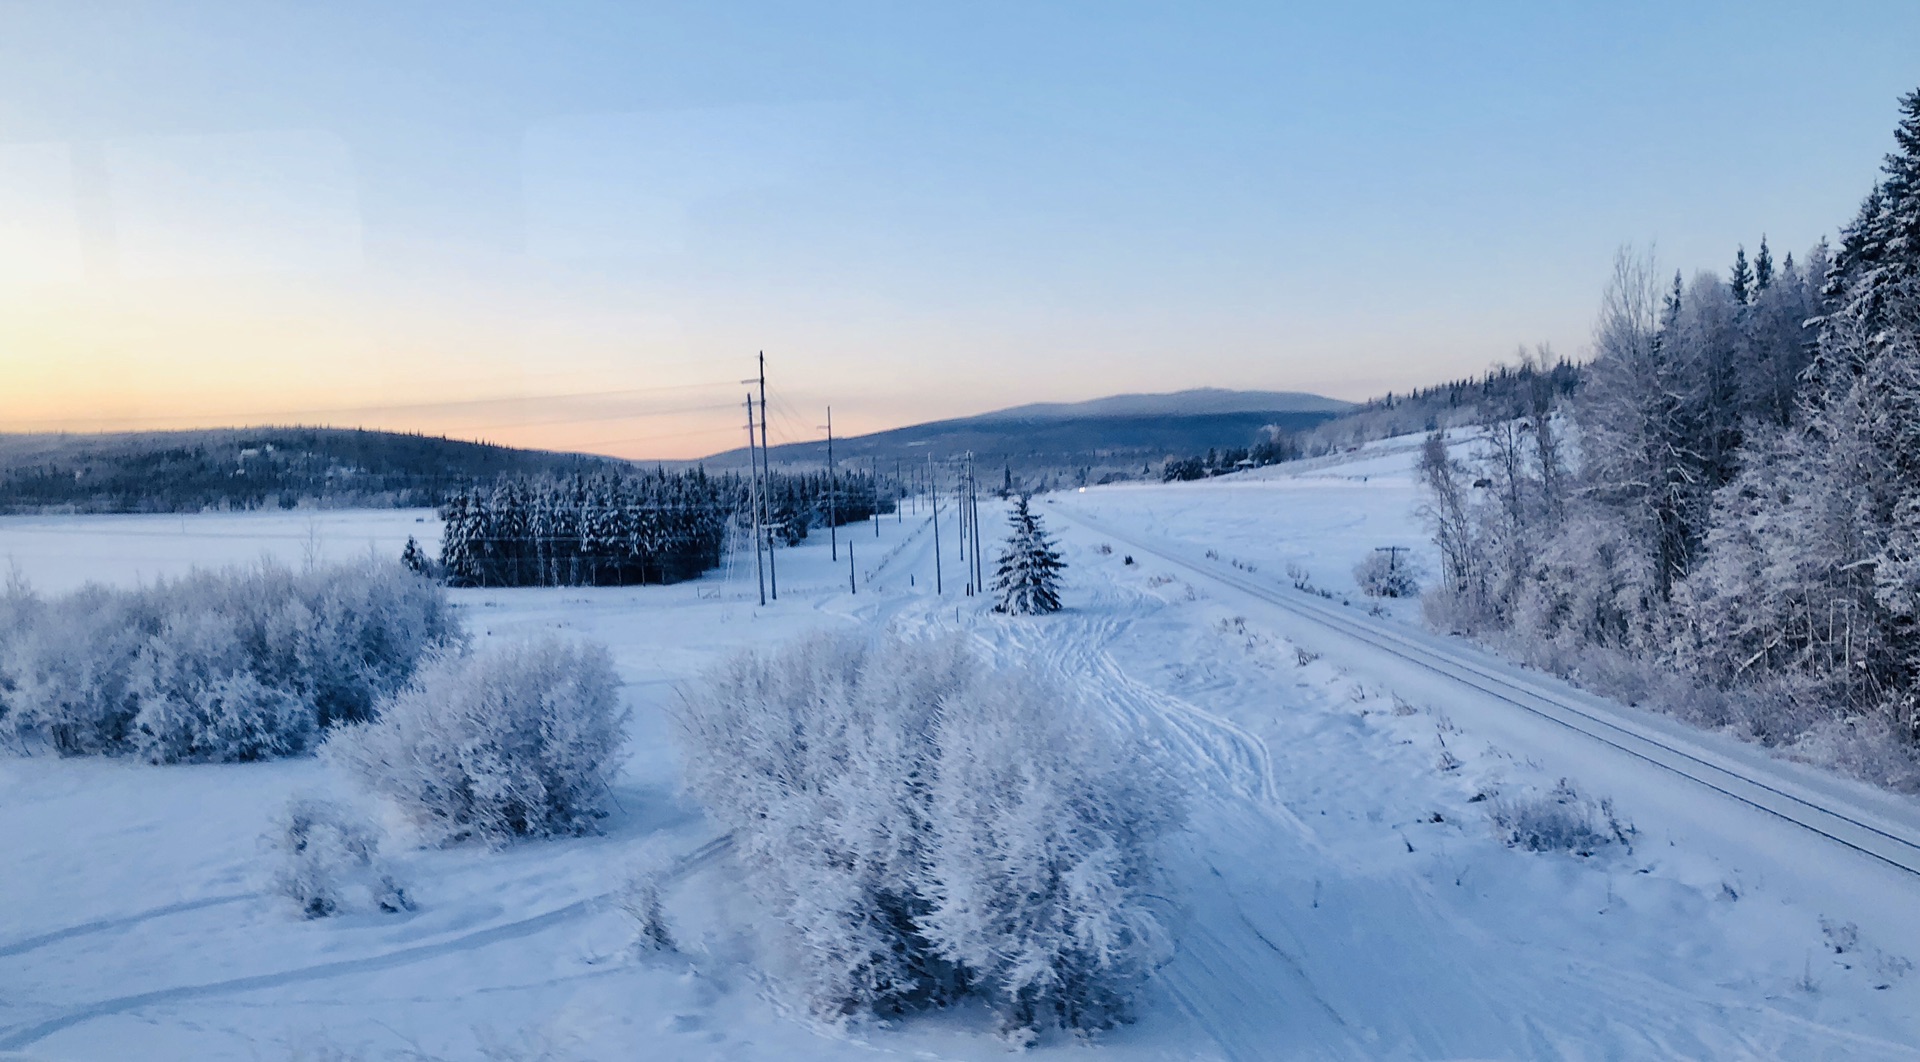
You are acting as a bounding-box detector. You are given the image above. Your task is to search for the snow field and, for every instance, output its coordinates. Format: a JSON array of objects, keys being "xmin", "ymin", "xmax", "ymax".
[
  {"xmin": 3, "ymin": 450, "xmax": 1920, "ymax": 1058},
  {"xmin": 0, "ymin": 508, "xmax": 440, "ymax": 596}
]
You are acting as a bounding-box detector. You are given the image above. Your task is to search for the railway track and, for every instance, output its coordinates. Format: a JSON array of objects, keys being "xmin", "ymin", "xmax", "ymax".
[{"xmin": 1054, "ymin": 506, "xmax": 1920, "ymax": 880}]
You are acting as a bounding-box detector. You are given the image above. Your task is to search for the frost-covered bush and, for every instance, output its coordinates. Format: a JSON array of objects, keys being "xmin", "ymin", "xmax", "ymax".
[
  {"xmin": 131, "ymin": 611, "xmax": 311, "ymax": 763},
  {"xmin": 672, "ymin": 631, "xmax": 1179, "ymax": 1037},
  {"xmin": 0, "ymin": 574, "xmax": 38, "ymax": 732},
  {"xmin": 1353, "ymin": 550, "xmax": 1421, "ymax": 598},
  {"xmin": 325, "ymin": 639, "xmax": 628, "ymax": 844},
  {"xmin": 5, "ymin": 585, "xmax": 159, "ymax": 755},
  {"xmin": 270, "ymin": 796, "xmax": 412, "ymax": 918},
  {"xmin": 618, "ymin": 849, "xmax": 677, "ymax": 954},
  {"xmin": 0, "ymin": 560, "xmax": 459, "ymax": 762},
  {"xmin": 1486, "ymin": 779, "xmax": 1632, "ymax": 856},
  {"xmin": 292, "ymin": 559, "xmax": 464, "ymax": 729}
]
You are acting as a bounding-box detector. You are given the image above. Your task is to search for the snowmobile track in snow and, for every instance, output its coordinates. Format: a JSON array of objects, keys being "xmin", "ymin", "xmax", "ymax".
[
  {"xmin": 1056, "ymin": 507, "xmax": 1920, "ymax": 881},
  {"xmin": 0, "ymin": 835, "xmax": 734, "ymax": 1051}
]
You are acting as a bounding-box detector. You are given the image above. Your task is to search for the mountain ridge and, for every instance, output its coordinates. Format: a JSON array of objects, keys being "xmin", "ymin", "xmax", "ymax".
[
  {"xmin": 699, "ymin": 387, "xmax": 1351, "ymax": 481},
  {"xmin": 971, "ymin": 388, "xmax": 1352, "ymax": 423}
]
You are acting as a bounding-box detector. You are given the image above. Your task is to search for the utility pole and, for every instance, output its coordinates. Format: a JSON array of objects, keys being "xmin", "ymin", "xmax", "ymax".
[
  {"xmin": 929, "ymin": 454, "xmax": 943, "ymax": 594},
  {"xmin": 874, "ymin": 456, "xmax": 881, "ymax": 537},
  {"xmin": 956, "ymin": 459, "xmax": 968, "ymax": 566},
  {"xmin": 745, "ymin": 394, "xmax": 766, "ymax": 606},
  {"xmin": 1375, "ymin": 545, "xmax": 1408, "ymax": 574},
  {"xmin": 758, "ymin": 353, "xmax": 776, "ymax": 601},
  {"xmin": 970, "ymin": 454, "xmax": 984, "ymax": 593},
  {"xmin": 848, "ymin": 535, "xmax": 856, "ymax": 594},
  {"xmin": 959, "ymin": 459, "xmax": 972, "ymax": 596},
  {"xmin": 822, "ymin": 406, "xmax": 837, "ymax": 562}
]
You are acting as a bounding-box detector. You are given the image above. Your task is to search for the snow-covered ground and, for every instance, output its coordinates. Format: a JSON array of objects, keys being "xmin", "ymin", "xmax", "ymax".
[
  {"xmin": 5, "ymin": 444, "xmax": 1920, "ymax": 1060},
  {"xmin": 0, "ymin": 508, "xmax": 439, "ymax": 595}
]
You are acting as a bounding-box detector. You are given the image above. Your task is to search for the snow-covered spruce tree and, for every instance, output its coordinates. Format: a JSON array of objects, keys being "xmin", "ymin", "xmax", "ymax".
[
  {"xmin": 400, "ymin": 535, "xmax": 432, "ymax": 578},
  {"xmin": 992, "ymin": 496, "xmax": 1066, "ymax": 616},
  {"xmin": 1676, "ymin": 88, "xmax": 1920, "ymax": 744},
  {"xmin": 324, "ymin": 638, "xmax": 628, "ymax": 843},
  {"xmin": 670, "ymin": 631, "xmax": 1178, "ymax": 1037}
]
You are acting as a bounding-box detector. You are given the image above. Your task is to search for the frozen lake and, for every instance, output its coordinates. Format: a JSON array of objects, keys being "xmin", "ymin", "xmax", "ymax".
[{"xmin": 0, "ymin": 508, "xmax": 443, "ymax": 594}]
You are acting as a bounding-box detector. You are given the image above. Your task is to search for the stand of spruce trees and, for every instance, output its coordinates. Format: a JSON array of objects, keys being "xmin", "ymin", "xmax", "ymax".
[
  {"xmin": 1417, "ymin": 87, "xmax": 1920, "ymax": 782},
  {"xmin": 437, "ymin": 468, "xmax": 890, "ymax": 588}
]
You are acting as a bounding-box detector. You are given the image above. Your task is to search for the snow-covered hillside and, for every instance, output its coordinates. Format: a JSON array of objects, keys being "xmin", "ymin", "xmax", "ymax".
[{"xmin": 4, "ymin": 441, "xmax": 1920, "ymax": 1060}]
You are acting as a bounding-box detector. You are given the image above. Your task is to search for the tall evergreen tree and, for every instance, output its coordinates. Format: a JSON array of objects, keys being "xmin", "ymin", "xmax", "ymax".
[
  {"xmin": 1825, "ymin": 88, "xmax": 1920, "ymax": 361},
  {"xmin": 400, "ymin": 536, "xmax": 431, "ymax": 577},
  {"xmin": 991, "ymin": 496, "xmax": 1066, "ymax": 616},
  {"xmin": 1730, "ymin": 245, "xmax": 1754, "ymax": 306},
  {"xmin": 1755, "ymin": 236, "xmax": 1774, "ymax": 292}
]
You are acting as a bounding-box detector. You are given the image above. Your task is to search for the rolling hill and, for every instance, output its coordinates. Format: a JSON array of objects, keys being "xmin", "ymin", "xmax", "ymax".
[
  {"xmin": 701, "ymin": 388, "xmax": 1352, "ymax": 485},
  {"xmin": 0, "ymin": 389, "xmax": 1352, "ymax": 512},
  {"xmin": 0, "ymin": 427, "xmax": 623, "ymax": 514}
]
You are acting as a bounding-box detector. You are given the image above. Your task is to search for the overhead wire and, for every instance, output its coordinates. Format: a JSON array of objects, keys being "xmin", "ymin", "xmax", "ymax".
[
  {"xmin": 12, "ymin": 355, "xmax": 769, "ymax": 464},
  {"xmin": 12, "ymin": 378, "xmax": 743, "ymax": 434}
]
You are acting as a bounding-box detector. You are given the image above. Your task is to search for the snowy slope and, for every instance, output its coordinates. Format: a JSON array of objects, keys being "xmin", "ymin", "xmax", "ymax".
[{"xmin": 3, "ymin": 462, "xmax": 1920, "ymax": 1059}]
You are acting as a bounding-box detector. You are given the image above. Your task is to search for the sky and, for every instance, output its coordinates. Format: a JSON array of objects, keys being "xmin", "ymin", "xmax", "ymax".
[{"xmin": 1, "ymin": 2, "xmax": 1917, "ymax": 460}]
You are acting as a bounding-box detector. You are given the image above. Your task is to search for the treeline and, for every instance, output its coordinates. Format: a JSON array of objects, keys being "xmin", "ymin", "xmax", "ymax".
[
  {"xmin": 1303, "ymin": 357, "xmax": 1582, "ymax": 456},
  {"xmin": 437, "ymin": 467, "xmax": 890, "ymax": 588},
  {"xmin": 0, "ymin": 428, "xmax": 617, "ymax": 514},
  {"xmin": 1421, "ymin": 88, "xmax": 1920, "ymax": 787},
  {"xmin": 1157, "ymin": 359, "xmax": 1581, "ymax": 483},
  {"xmin": 1161, "ymin": 434, "xmax": 1297, "ymax": 481}
]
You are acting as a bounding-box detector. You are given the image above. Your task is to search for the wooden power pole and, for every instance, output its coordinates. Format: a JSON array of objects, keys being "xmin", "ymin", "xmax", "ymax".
[
  {"xmin": 745, "ymin": 393, "xmax": 765, "ymax": 606},
  {"xmin": 823, "ymin": 406, "xmax": 837, "ymax": 562}
]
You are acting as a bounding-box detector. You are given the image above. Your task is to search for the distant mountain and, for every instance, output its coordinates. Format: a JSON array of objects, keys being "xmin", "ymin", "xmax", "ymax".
[
  {"xmin": 0, "ymin": 388, "xmax": 1353, "ymax": 511},
  {"xmin": 702, "ymin": 388, "xmax": 1352, "ymax": 485},
  {"xmin": 979, "ymin": 388, "xmax": 1352, "ymax": 421},
  {"xmin": 0, "ymin": 427, "xmax": 624, "ymax": 514}
]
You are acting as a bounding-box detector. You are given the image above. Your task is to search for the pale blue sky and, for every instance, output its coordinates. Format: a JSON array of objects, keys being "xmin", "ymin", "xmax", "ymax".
[{"xmin": 2, "ymin": 2, "xmax": 1916, "ymax": 456}]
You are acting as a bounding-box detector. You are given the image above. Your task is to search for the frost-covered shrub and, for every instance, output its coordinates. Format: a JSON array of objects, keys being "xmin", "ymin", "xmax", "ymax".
[
  {"xmin": 1486, "ymin": 779, "xmax": 1632, "ymax": 856},
  {"xmin": 921, "ymin": 666, "xmax": 1175, "ymax": 1035},
  {"xmin": 1788, "ymin": 716, "xmax": 1920, "ymax": 793},
  {"xmin": 136, "ymin": 669, "xmax": 310, "ymax": 765},
  {"xmin": 618, "ymin": 849, "xmax": 677, "ymax": 954},
  {"xmin": 292, "ymin": 559, "xmax": 464, "ymax": 729},
  {"xmin": 1353, "ymin": 550, "xmax": 1421, "ymax": 598},
  {"xmin": 269, "ymin": 796, "xmax": 412, "ymax": 918},
  {"xmin": 4, "ymin": 585, "xmax": 159, "ymax": 755},
  {"xmin": 0, "ymin": 575, "xmax": 38, "ymax": 731},
  {"xmin": 672, "ymin": 631, "xmax": 1179, "ymax": 1036},
  {"xmin": 0, "ymin": 561, "xmax": 459, "ymax": 762},
  {"xmin": 325, "ymin": 639, "xmax": 628, "ymax": 844},
  {"xmin": 130, "ymin": 611, "xmax": 311, "ymax": 763}
]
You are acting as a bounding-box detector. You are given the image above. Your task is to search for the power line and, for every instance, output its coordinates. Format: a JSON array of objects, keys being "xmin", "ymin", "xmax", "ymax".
[
  {"xmin": 574, "ymin": 424, "xmax": 741, "ymax": 449},
  {"xmin": 12, "ymin": 379, "xmax": 741, "ymax": 433}
]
